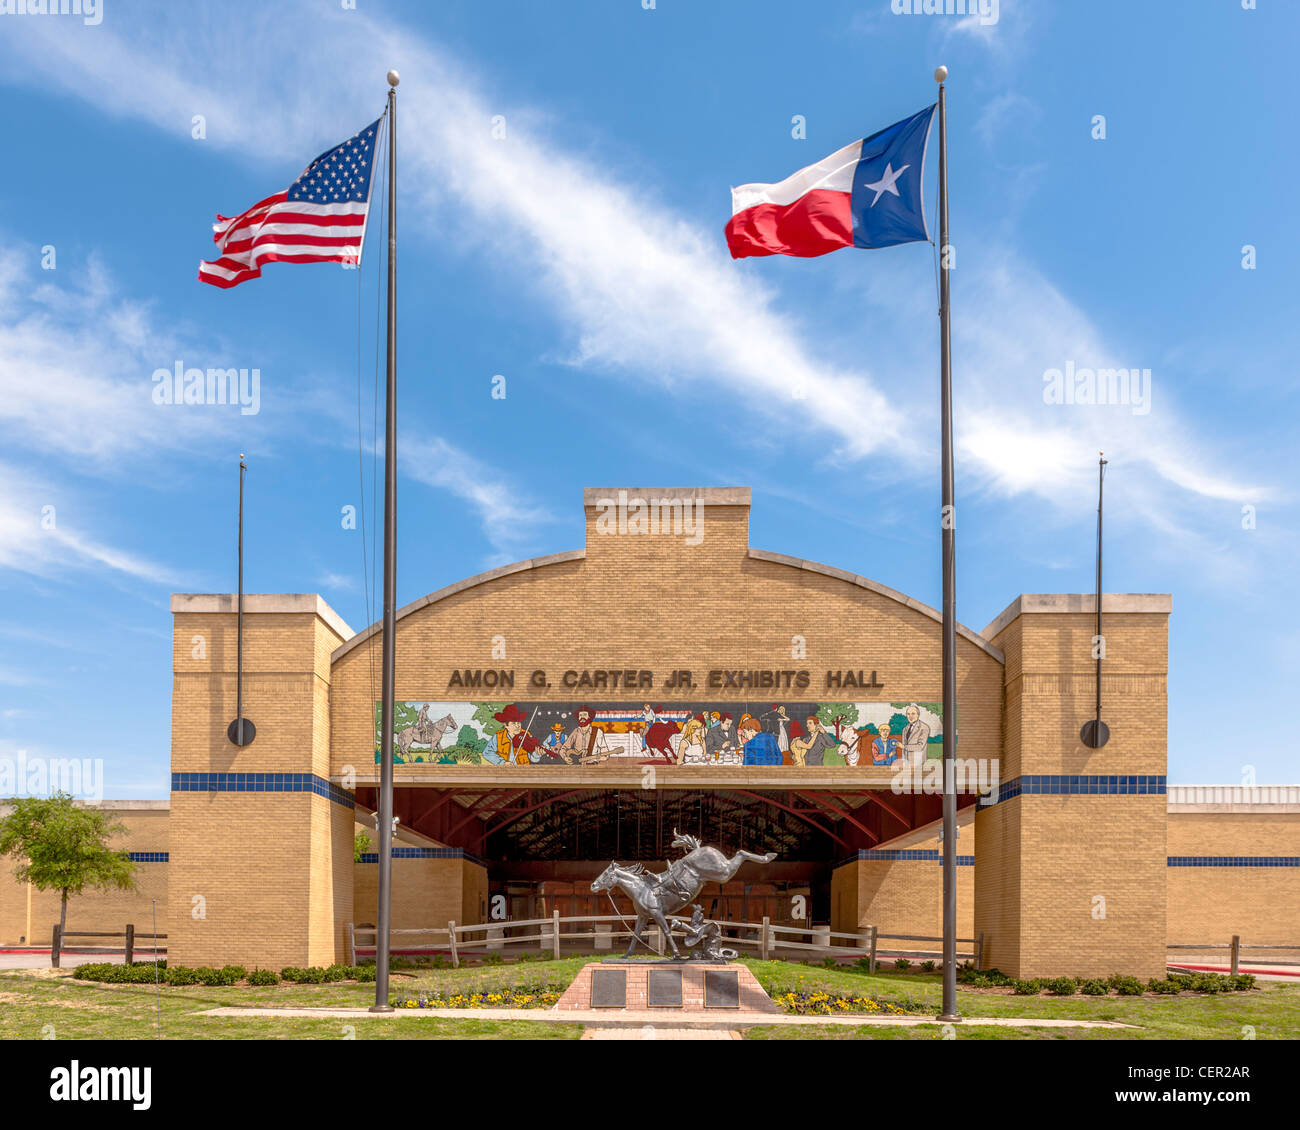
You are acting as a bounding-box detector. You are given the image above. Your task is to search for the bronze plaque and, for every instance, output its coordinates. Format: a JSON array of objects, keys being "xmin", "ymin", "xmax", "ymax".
[
  {"xmin": 647, "ymin": 968, "xmax": 684, "ymax": 1008},
  {"xmin": 704, "ymin": 968, "xmax": 740, "ymax": 1009},
  {"xmin": 590, "ymin": 968, "xmax": 627, "ymax": 1008}
]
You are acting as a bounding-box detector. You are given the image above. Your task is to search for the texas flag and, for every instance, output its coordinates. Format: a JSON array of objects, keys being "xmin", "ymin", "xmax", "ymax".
[{"xmin": 725, "ymin": 105, "xmax": 936, "ymax": 259}]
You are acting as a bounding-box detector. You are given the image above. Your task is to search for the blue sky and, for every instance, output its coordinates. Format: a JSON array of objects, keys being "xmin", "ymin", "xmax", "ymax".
[{"xmin": 0, "ymin": 0, "xmax": 1295, "ymax": 797}]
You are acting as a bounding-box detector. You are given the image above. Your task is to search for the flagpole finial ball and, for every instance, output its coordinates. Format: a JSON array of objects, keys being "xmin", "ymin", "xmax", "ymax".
[
  {"xmin": 387, "ymin": 69, "xmax": 400, "ymax": 87},
  {"xmin": 934, "ymin": 65, "xmax": 948, "ymax": 83}
]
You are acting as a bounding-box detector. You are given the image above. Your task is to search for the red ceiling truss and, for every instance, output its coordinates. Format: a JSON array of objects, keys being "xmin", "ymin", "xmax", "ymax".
[{"xmin": 353, "ymin": 783, "xmax": 982, "ymax": 866}]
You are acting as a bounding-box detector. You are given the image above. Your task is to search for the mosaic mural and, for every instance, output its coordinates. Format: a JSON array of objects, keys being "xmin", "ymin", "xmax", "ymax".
[{"xmin": 375, "ymin": 701, "xmax": 943, "ymax": 767}]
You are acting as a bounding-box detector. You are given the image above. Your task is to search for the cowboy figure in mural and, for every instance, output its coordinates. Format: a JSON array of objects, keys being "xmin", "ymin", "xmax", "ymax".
[
  {"xmin": 543, "ymin": 721, "xmax": 566, "ymax": 758},
  {"xmin": 639, "ymin": 703, "xmax": 657, "ymax": 751},
  {"xmin": 493, "ymin": 703, "xmax": 544, "ymax": 765},
  {"xmin": 559, "ymin": 705, "xmax": 610, "ymax": 764}
]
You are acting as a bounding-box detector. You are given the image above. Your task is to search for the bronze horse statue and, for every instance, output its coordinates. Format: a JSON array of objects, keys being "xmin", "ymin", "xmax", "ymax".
[{"xmin": 591, "ymin": 830, "xmax": 776, "ymax": 958}]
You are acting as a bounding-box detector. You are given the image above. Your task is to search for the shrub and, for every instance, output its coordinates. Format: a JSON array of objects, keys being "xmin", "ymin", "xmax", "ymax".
[
  {"xmin": 481, "ymin": 953, "xmax": 505, "ymax": 967},
  {"xmin": 1229, "ymin": 974, "xmax": 1256, "ymax": 992},
  {"xmin": 1080, "ymin": 979, "xmax": 1109, "ymax": 996},
  {"xmin": 1147, "ymin": 977, "xmax": 1181, "ymax": 994},
  {"xmin": 894, "ymin": 958, "xmax": 911, "ymax": 971},
  {"xmin": 221, "ymin": 965, "xmax": 248, "ymax": 982},
  {"xmin": 350, "ymin": 964, "xmax": 377, "ymax": 982},
  {"xmin": 1012, "ymin": 979, "xmax": 1044, "ymax": 995},
  {"xmin": 1110, "ymin": 975, "xmax": 1145, "ymax": 996},
  {"xmin": 1046, "ymin": 976, "xmax": 1077, "ymax": 996},
  {"xmin": 280, "ymin": 966, "xmax": 326, "ymax": 984},
  {"xmin": 165, "ymin": 965, "xmax": 201, "ymax": 986},
  {"xmin": 192, "ymin": 966, "xmax": 241, "ymax": 986},
  {"xmin": 72, "ymin": 961, "xmax": 165, "ymax": 984},
  {"xmin": 248, "ymin": 969, "xmax": 278, "ymax": 986},
  {"xmin": 322, "ymin": 964, "xmax": 351, "ymax": 983},
  {"xmin": 920, "ymin": 961, "xmax": 936, "ymax": 973}
]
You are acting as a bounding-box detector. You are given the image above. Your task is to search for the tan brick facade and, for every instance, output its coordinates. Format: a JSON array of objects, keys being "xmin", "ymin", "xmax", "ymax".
[
  {"xmin": 978, "ymin": 597, "xmax": 1171, "ymax": 978},
  {"xmin": 69, "ymin": 486, "xmax": 1277, "ymax": 975},
  {"xmin": 1166, "ymin": 792, "xmax": 1300, "ymax": 949},
  {"xmin": 166, "ymin": 596, "xmax": 353, "ymax": 969},
  {"xmin": 353, "ymin": 857, "xmax": 487, "ymax": 935}
]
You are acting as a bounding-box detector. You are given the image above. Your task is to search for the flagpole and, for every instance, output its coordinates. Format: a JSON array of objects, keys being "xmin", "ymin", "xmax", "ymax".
[
  {"xmin": 227, "ymin": 454, "xmax": 255, "ymax": 747},
  {"xmin": 371, "ymin": 68, "xmax": 400, "ymax": 1014},
  {"xmin": 935, "ymin": 64, "xmax": 960, "ymax": 1024}
]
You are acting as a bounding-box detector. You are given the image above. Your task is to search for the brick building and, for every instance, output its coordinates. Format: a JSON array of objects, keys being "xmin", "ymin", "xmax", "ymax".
[{"xmin": 2, "ymin": 487, "xmax": 1296, "ymax": 977}]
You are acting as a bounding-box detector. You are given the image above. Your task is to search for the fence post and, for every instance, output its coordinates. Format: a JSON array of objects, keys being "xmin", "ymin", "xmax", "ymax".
[
  {"xmin": 448, "ymin": 921, "xmax": 459, "ymax": 969},
  {"xmin": 51, "ymin": 924, "xmax": 62, "ymax": 969},
  {"xmin": 347, "ymin": 923, "xmax": 356, "ymax": 967},
  {"xmin": 868, "ymin": 925, "xmax": 878, "ymax": 974},
  {"xmin": 1230, "ymin": 934, "xmax": 1240, "ymax": 976},
  {"xmin": 975, "ymin": 931, "xmax": 984, "ymax": 972},
  {"xmin": 760, "ymin": 915, "xmax": 770, "ymax": 961},
  {"xmin": 552, "ymin": 909, "xmax": 561, "ymax": 960},
  {"xmin": 125, "ymin": 924, "xmax": 135, "ymax": 965}
]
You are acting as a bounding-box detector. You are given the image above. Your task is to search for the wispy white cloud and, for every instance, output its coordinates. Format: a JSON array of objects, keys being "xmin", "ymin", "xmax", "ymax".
[
  {"xmin": 0, "ymin": 0, "xmax": 1270, "ymax": 559},
  {"xmin": 0, "ymin": 5, "xmax": 902, "ymax": 459},
  {"xmin": 400, "ymin": 437, "xmax": 554, "ymax": 565},
  {"xmin": 0, "ymin": 459, "xmax": 179, "ymax": 584},
  {"xmin": 0, "ymin": 246, "xmax": 239, "ymax": 463}
]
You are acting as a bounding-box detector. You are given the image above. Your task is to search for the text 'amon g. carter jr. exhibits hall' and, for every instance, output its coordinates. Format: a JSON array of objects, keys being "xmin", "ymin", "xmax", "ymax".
[{"xmin": 3, "ymin": 487, "xmax": 1297, "ymax": 976}]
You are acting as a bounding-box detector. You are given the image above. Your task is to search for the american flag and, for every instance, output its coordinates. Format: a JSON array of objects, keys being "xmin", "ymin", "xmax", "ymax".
[{"xmin": 198, "ymin": 117, "xmax": 382, "ymax": 289}]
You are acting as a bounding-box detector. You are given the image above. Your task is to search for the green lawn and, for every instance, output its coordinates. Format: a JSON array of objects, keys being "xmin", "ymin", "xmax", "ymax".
[
  {"xmin": 0, "ymin": 969, "xmax": 580, "ymax": 1040},
  {"xmin": 2, "ymin": 957, "xmax": 1295, "ymax": 1040}
]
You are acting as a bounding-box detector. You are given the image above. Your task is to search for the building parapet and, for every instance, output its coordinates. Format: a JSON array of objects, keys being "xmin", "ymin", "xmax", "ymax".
[
  {"xmin": 982, "ymin": 593, "xmax": 1172, "ymax": 640},
  {"xmin": 170, "ymin": 593, "xmax": 354, "ymax": 642},
  {"xmin": 1168, "ymin": 784, "xmax": 1300, "ymax": 813}
]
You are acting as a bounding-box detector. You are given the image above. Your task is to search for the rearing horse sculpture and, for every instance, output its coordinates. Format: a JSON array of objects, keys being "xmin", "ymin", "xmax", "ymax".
[{"xmin": 591, "ymin": 830, "xmax": 776, "ymax": 958}]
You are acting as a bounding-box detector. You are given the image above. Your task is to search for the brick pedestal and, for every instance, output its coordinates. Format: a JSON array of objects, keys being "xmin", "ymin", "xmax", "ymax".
[{"xmin": 556, "ymin": 961, "xmax": 780, "ymax": 1014}]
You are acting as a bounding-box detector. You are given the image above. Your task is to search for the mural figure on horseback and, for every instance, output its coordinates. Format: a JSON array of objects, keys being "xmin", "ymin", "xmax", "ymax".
[{"xmin": 590, "ymin": 830, "xmax": 776, "ymax": 959}]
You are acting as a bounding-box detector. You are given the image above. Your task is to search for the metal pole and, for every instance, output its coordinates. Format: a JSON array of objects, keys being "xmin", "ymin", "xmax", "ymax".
[
  {"xmin": 936, "ymin": 66, "xmax": 960, "ymax": 1024},
  {"xmin": 1095, "ymin": 454, "xmax": 1105, "ymax": 722},
  {"xmin": 1081, "ymin": 453, "xmax": 1109, "ymax": 748},
  {"xmin": 371, "ymin": 70, "xmax": 400, "ymax": 1013},
  {"xmin": 236, "ymin": 455, "xmax": 245, "ymax": 737}
]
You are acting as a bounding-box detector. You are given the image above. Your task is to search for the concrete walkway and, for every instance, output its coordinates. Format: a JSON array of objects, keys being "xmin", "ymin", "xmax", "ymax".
[
  {"xmin": 200, "ymin": 1005, "xmax": 1134, "ymax": 1030},
  {"xmin": 582, "ymin": 1027, "xmax": 741, "ymax": 1040}
]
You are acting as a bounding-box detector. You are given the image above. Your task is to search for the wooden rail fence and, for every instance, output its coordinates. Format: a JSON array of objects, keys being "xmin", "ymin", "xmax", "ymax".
[
  {"xmin": 348, "ymin": 915, "xmax": 984, "ymax": 972},
  {"xmin": 1167, "ymin": 935, "xmax": 1300, "ymax": 975},
  {"xmin": 50, "ymin": 924, "xmax": 166, "ymax": 968}
]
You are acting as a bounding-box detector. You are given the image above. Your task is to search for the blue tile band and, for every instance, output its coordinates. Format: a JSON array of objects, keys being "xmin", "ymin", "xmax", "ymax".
[
  {"xmin": 358, "ymin": 846, "xmax": 486, "ymax": 867},
  {"xmin": 127, "ymin": 852, "xmax": 169, "ymax": 862},
  {"xmin": 836, "ymin": 850, "xmax": 975, "ymax": 868},
  {"xmin": 994, "ymin": 774, "xmax": 1166, "ymax": 804},
  {"xmin": 1168, "ymin": 856, "xmax": 1299, "ymax": 868},
  {"xmin": 171, "ymin": 772, "xmax": 355, "ymax": 809}
]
